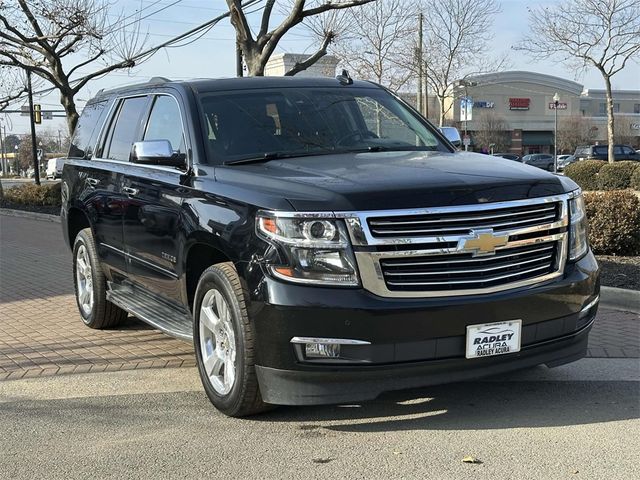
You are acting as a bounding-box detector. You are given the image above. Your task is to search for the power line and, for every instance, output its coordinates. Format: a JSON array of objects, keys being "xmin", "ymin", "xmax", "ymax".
[{"xmin": 2, "ymin": 0, "xmax": 262, "ymax": 107}]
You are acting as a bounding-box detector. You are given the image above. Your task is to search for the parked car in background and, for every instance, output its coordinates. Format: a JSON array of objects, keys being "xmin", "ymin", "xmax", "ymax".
[
  {"xmin": 556, "ymin": 155, "xmax": 576, "ymax": 171},
  {"xmin": 573, "ymin": 145, "xmax": 639, "ymax": 162},
  {"xmin": 46, "ymin": 157, "xmax": 65, "ymax": 179},
  {"xmin": 522, "ymin": 153, "xmax": 555, "ymax": 171},
  {"xmin": 492, "ymin": 153, "xmax": 521, "ymax": 162}
]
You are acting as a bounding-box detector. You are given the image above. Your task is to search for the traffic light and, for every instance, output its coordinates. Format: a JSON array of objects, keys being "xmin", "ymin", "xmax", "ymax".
[{"xmin": 33, "ymin": 104, "xmax": 42, "ymax": 124}]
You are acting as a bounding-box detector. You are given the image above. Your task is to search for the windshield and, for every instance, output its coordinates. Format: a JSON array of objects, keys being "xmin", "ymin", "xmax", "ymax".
[{"xmin": 198, "ymin": 87, "xmax": 448, "ymax": 164}]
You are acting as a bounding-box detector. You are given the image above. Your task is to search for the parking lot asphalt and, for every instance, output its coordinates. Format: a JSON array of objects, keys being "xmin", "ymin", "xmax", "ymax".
[{"xmin": 0, "ymin": 360, "xmax": 638, "ymax": 480}]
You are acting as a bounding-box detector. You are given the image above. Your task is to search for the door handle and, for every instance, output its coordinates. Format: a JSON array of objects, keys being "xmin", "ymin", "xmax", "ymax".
[
  {"xmin": 87, "ymin": 177, "xmax": 100, "ymax": 187},
  {"xmin": 122, "ymin": 186, "xmax": 139, "ymax": 196}
]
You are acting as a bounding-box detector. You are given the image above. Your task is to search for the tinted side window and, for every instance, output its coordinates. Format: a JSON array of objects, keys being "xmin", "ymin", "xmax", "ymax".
[
  {"xmin": 143, "ymin": 95, "xmax": 185, "ymax": 153},
  {"xmin": 68, "ymin": 100, "xmax": 109, "ymax": 159},
  {"xmin": 105, "ymin": 96, "xmax": 148, "ymax": 161},
  {"xmin": 593, "ymin": 146, "xmax": 608, "ymax": 155}
]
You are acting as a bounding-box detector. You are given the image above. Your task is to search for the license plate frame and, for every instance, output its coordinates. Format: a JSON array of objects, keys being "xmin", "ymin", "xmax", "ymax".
[{"xmin": 465, "ymin": 320, "xmax": 522, "ymax": 359}]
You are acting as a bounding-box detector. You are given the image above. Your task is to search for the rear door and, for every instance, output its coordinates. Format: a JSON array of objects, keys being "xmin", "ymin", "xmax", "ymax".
[
  {"xmin": 121, "ymin": 93, "xmax": 190, "ymax": 304},
  {"xmin": 66, "ymin": 98, "xmax": 131, "ymax": 277},
  {"xmin": 88, "ymin": 95, "xmax": 150, "ymax": 277}
]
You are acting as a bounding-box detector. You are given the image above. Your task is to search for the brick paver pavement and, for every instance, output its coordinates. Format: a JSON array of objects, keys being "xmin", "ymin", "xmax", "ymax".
[
  {"xmin": 1, "ymin": 213, "xmax": 195, "ymax": 380},
  {"xmin": 0, "ymin": 212, "xmax": 638, "ymax": 380}
]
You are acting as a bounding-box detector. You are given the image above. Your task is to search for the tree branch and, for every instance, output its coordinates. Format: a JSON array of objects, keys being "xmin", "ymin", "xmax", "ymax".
[{"xmin": 285, "ymin": 31, "xmax": 334, "ymax": 76}]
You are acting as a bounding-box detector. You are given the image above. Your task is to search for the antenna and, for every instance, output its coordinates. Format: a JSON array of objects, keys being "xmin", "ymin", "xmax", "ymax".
[{"xmin": 336, "ymin": 69, "xmax": 353, "ymax": 85}]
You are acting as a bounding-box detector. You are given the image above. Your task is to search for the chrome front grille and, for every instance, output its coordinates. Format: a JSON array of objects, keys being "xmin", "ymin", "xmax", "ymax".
[
  {"xmin": 337, "ymin": 193, "xmax": 575, "ymax": 298},
  {"xmin": 381, "ymin": 242, "xmax": 558, "ymax": 292},
  {"xmin": 368, "ymin": 202, "xmax": 560, "ymax": 237}
]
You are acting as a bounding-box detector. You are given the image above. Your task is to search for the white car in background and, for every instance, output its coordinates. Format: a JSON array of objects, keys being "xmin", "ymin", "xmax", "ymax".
[{"xmin": 46, "ymin": 157, "xmax": 65, "ymax": 179}]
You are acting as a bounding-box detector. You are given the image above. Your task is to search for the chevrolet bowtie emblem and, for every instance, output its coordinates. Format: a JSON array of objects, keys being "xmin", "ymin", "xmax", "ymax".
[{"xmin": 458, "ymin": 229, "xmax": 508, "ymax": 256}]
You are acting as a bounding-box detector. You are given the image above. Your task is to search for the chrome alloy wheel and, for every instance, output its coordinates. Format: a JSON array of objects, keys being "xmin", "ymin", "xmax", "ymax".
[
  {"xmin": 75, "ymin": 244, "xmax": 94, "ymax": 316},
  {"xmin": 199, "ymin": 288, "xmax": 237, "ymax": 395}
]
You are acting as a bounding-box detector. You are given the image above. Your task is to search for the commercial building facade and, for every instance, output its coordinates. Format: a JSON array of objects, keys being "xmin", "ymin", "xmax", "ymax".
[{"xmin": 444, "ymin": 71, "xmax": 640, "ymax": 154}]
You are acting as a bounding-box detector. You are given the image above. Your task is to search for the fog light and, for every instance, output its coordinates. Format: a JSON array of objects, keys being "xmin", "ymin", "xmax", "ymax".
[{"xmin": 305, "ymin": 343, "xmax": 341, "ymax": 359}]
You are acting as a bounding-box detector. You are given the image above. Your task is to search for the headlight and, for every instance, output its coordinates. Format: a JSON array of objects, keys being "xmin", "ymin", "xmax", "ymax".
[
  {"xmin": 257, "ymin": 214, "xmax": 359, "ymax": 286},
  {"xmin": 569, "ymin": 193, "xmax": 588, "ymax": 261}
]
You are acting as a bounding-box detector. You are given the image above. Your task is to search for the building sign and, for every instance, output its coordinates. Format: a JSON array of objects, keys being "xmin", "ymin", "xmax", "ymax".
[
  {"xmin": 509, "ymin": 98, "xmax": 530, "ymax": 110},
  {"xmin": 549, "ymin": 102, "xmax": 568, "ymax": 110},
  {"xmin": 474, "ymin": 101, "xmax": 495, "ymax": 108},
  {"xmin": 460, "ymin": 96, "xmax": 473, "ymax": 121}
]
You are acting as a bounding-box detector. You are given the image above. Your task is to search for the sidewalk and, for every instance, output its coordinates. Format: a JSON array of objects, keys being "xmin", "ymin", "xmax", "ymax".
[{"xmin": 1, "ymin": 212, "xmax": 638, "ymax": 380}]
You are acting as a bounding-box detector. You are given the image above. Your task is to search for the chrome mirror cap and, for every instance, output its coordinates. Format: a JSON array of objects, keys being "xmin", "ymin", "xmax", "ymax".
[
  {"xmin": 131, "ymin": 140, "xmax": 184, "ymax": 167},
  {"xmin": 439, "ymin": 127, "xmax": 462, "ymax": 148}
]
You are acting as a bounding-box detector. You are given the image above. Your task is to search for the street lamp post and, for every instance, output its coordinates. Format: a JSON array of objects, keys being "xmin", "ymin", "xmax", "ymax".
[{"xmin": 553, "ymin": 92, "xmax": 559, "ymax": 173}]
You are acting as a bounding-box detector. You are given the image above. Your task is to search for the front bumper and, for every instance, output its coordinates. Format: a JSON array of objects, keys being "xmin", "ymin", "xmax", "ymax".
[{"xmin": 249, "ymin": 250, "xmax": 600, "ymax": 405}]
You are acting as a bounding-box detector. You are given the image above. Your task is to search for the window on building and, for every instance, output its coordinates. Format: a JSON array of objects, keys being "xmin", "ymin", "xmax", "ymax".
[
  {"xmin": 634, "ymin": 104, "xmax": 640, "ymax": 114},
  {"xmin": 597, "ymin": 102, "xmax": 621, "ymax": 115}
]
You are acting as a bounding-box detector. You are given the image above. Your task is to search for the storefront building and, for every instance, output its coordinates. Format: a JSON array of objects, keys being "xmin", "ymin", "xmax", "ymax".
[{"xmin": 444, "ymin": 71, "xmax": 640, "ymax": 153}]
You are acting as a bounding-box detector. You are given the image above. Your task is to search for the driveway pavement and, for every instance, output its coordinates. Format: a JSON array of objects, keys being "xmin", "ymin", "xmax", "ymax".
[
  {"xmin": 0, "ymin": 212, "xmax": 638, "ymax": 381},
  {"xmin": 0, "ymin": 360, "xmax": 638, "ymax": 480}
]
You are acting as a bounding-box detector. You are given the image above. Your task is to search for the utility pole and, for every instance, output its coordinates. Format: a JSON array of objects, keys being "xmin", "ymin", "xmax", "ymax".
[
  {"xmin": 236, "ymin": 43, "xmax": 244, "ymax": 77},
  {"xmin": 417, "ymin": 12, "xmax": 423, "ymax": 116},
  {"xmin": 26, "ymin": 70, "xmax": 40, "ymax": 185},
  {"xmin": 0, "ymin": 123, "xmax": 6, "ymax": 175}
]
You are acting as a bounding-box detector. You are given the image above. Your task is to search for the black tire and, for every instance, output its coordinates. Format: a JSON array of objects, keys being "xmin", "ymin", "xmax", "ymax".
[
  {"xmin": 193, "ymin": 262, "xmax": 271, "ymax": 417},
  {"xmin": 72, "ymin": 228, "xmax": 128, "ymax": 329}
]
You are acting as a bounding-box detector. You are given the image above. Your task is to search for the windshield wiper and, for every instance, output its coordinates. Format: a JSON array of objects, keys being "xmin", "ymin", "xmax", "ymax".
[
  {"xmin": 224, "ymin": 150, "xmax": 342, "ymax": 165},
  {"xmin": 345, "ymin": 145, "xmax": 438, "ymax": 154},
  {"xmin": 224, "ymin": 152, "xmax": 299, "ymax": 165}
]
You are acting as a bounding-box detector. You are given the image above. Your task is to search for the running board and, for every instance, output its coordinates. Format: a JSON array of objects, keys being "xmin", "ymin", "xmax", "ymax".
[{"xmin": 107, "ymin": 282, "xmax": 193, "ymax": 342}]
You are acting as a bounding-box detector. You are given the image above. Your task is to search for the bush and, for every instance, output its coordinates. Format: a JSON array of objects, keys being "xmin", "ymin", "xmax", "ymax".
[
  {"xmin": 3, "ymin": 182, "xmax": 62, "ymax": 206},
  {"xmin": 596, "ymin": 161, "xmax": 640, "ymax": 190},
  {"xmin": 631, "ymin": 167, "xmax": 640, "ymax": 191},
  {"xmin": 564, "ymin": 160, "xmax": 606, "ymax": 191},
  {"xmin": 584, "ymin": 190, "xmax": 640, "ymax": 255}
]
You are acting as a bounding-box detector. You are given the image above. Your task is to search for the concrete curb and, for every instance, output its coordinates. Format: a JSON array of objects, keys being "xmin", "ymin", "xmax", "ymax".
[
  {"xmin": 0, "ymin": 208, "xmax": 60, "ymax": 223},
  {"xmin": 601, "ymin": 286, "xmax": 640, "ymax": 314}
]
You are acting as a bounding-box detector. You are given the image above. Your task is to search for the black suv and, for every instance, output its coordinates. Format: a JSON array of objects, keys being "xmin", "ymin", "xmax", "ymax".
[
  {"xmin": 573, "ymin": 144, "xmax": 639, "ymax": 162},
  {"xmin": 61, "ymin": 76, "xmax": 599, "ymax": 416}
]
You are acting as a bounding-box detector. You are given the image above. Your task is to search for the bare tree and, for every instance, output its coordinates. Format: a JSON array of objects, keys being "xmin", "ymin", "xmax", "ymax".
[
  {"xmin": 0, "ymin": 0, "xmax": 146, "ymax": 134},
  {"xmin": 0, "ymin": 66, "xmax": 27, "ymax": 112},
  {"xmin": 309, "ymin": 0, "xmax": 417, "ymax": 92},
  {"xmin": 516, "ymin": 0, "xmax": 640, "ymax": 163},
  {"xmin": 472, "ymin": 111, "xmax": 510, "ymax": 153},
  {"xmin": 419, "ymin": 0, "xmax": 504, "ymax": 126},
  {"xmin": 557, "ymin": 116, "xmax": 598, "ymax": 154},
  {"xmin": 226, "ymin": 0, "xmax": 374, "ymax": 77}
]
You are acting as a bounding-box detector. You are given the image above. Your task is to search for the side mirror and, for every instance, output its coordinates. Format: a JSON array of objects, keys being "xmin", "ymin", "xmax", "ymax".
[
  {"xmin": 131, "ymin": 140, "xmax": 186, "ymax": 167},
  {"xmin": 439, "ymin": 127, "xmax": 462, "ymax": 148}
]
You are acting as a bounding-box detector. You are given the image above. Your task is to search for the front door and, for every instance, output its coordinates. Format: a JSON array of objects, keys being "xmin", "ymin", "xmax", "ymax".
[{"xmin": 121, "ymin": 94, "xmax": 189, "ymax": 304}]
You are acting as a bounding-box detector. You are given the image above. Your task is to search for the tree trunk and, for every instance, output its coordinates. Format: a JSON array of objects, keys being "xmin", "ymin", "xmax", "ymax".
[
  {"xmin": 60, "ymin": 90, "xmax": 79, "ymax": 136},
  {"xmin": 438, "ymin": 94, "xmax": 446, "ymax": 127},
  {"xmin": 603, "ymin": 73, "xmax": 615, "ymax": 163}
]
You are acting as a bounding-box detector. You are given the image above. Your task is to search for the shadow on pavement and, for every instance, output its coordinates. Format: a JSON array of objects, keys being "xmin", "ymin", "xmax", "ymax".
[{"xmin": 254, "ymin": 378, "xmax": 640, "ymax": 431}]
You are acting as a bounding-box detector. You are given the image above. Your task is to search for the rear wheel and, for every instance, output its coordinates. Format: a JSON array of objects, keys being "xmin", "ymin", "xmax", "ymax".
[
  {"xmin": 73, "ymin": 228, "xmax": 128, "ymax": 328},
  {"xmin": 193, "ymin": 262, "xmax": 270, "ymax": 417}
]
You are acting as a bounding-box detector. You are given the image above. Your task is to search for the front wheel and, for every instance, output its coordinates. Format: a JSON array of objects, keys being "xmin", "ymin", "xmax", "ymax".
[{"xmin": 193, "ymin": 262, "xmax": 270, "ymax": 417}]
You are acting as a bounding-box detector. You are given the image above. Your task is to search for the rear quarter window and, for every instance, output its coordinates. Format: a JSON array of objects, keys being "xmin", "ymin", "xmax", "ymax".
[{"xmin": 68, "ymin": 100, "xmax": 110, "ymax": 159}]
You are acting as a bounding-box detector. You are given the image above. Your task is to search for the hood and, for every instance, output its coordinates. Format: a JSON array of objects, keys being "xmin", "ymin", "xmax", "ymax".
[{"xmin": 213, "ymin": 150, "xmax": 572, "ymax": 211}]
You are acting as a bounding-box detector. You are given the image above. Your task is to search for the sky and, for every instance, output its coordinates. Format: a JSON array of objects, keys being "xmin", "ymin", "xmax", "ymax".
[{"xmin": 2, "ymin": 0, "xmax": 639, "ymax": 138}]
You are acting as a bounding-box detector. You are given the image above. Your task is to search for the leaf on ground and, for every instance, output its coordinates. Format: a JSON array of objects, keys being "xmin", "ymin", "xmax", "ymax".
[{"xmin": 462, "ymin": 456, "xmax": 483, "ymax": 464}]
